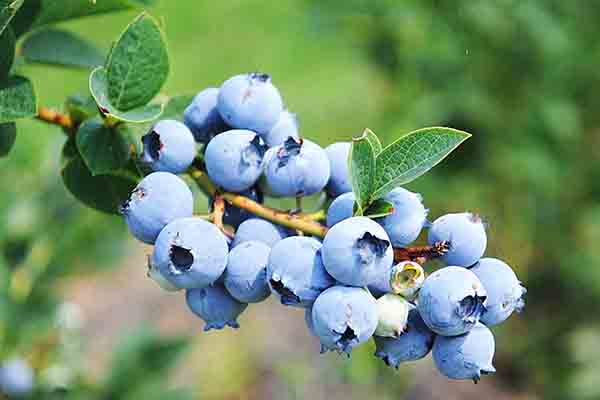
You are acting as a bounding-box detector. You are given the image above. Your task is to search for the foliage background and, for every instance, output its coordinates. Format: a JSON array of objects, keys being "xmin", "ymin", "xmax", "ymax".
[{"xmin": 2, "ymin": 0, "xmax": 599, "ymax": 399}]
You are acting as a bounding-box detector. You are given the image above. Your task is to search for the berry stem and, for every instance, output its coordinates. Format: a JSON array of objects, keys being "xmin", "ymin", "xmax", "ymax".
[
  {"xmin": 212, "ymin": 195, "xmax": 234, "ymax": 239},
  {"xmin": 36, "ymin": 107, "xmax": 74, "ymax": 132},
  {"xmin": 393, "ymin": 241, "xmax": 450, "ymax": 263}
]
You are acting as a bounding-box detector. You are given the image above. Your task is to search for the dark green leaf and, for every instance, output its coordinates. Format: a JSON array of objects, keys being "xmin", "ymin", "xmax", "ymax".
[
  {"xmin": 363, "ymin": 199, "xmax": 394, "ymax": 219},
  {"xmin": 372, "ymin": 127, "xmax": 471, "ymax": 199},
  {"xmin": 0, "ymin": 0, "xmax": 23, "ymax": 35},
  {"xmin": 0, "ymin": 25, "xmax": 15, "ymax": 79},
  {"xmin": 21, "ymin": 28, "xmax": 104, "ymax": 68},
  {"xmin": 89, "ymin": 67, "xmax": 163, "ymax": 123},
  {"xmin": 349, "ymin": 130, "xmax": 376, "ymax": 214},
  {"xmin": 363, "ymin": 128, "xmax": 383, "ymax": 156},
  {"xmin": 0, "ymin": 121, "xmax": 16, "ymax": 156},
  {"xmin": 76, "ymin": 117, "xmax": 132, "ymax": 176},
  {"xmin": 65, "ymin": 94, "xmax": 98, "ymax": 124},
  {"xmin": 8, "ymin": 0, "xmax": 40, "ymax": 37},
  {"xmin": 106, "ymin": 12, "xmax": 169, "ymax": 111},
  {"xmin": 0, "ymin": 76, "xmax": 36, "ymax": 123},
  {"xmin": 61, "ymin": 152, "xmax": 138, "ymax": 214}
]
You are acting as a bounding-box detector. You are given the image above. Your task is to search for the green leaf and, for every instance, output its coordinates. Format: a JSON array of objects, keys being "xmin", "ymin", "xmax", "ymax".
[
  {"xmin": 363, "ymin": 128, "xmax": 383, "ymax": 156},
  {"xmin": 0, "ymin": 76, "xmax": 36, "ymax": 123},
  {"xmin": 61, "ymin": 151, "xmax": 138, "ymax": 214},
  {"xmin": 8, "ymin": 0, "xmax": 39, "ymax": 37},
  {"xmin": 0, "ymin": 25, "xmax": 15, "ymax": 79},
  {"xmin": 349, "ymin": 130, "xmax": 376, "ymax": 214},
  {"xmin": 0, "ymin": 0, "xmax": 23, "ymax": 35},
  {"xmin": 65, "ymin": 94, "xmax": 98, "ymax": 124},
  {"xmin": 21, "ymin": 28, "xmax": 104, "ymax": 68},
  {"xmin": 0, "ymin": 121, "xmax": 16, "ymax": 156},
  {"xmin": 76, "ymin": 117, "xmax": 132, "ymax": 176},
  {"xmin": 106, "ymin": 12, "xmax": 169, "ymax": 111},
  {"xmin": 90, "ymin": 67, "xmax": 163, "ymax": 123},
  {"xmin": 363, "ymin": 199, "xmax": 394, "ymax": 219},
  {"xmin": 372, "ymin": 127, "xmax": 471, "ymax": 199}
]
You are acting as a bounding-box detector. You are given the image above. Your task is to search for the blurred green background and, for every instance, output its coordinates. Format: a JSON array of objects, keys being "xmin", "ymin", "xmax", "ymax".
[{"xmin": 2, "ymin": 0, "xmax": 599, "ymax": 399}]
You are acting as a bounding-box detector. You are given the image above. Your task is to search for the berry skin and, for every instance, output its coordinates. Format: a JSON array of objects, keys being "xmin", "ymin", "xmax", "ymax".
[
  {"xmin": 374, "ymin": 294, "xmax": 411, "ymax": 338},
  {"xmin": 218, "ymin": 73, "xmax": 283, "ymax": 134},
  {"xmin": 374, "ymin": 308, "xmax": 435, "ymax": 368},
  {"xmin": 267, "ymin": 236, "xmax": 335, "ymax": 307},
  {"xmin": 224, "ymin": 241, "xmax": 271, "ymax": 303},
  {"xmin": 432, "ymin": 322, "xmax": 496, "ymax": 383},
  {"xmin": 211, "ymin": 186, "xmax": 263, "ymax": 229},
  {"xmin": 324, "ymin": 142, "xmax": 351, "ymax": 197},
  {"xmin": 120, "ymin": 172, "xmax": 193, "ymax": 244},
  {"xmin": 263, "ymin": 137, "xmax": 331, "ymax": 197},
  {"xmin": 326, "ymin": 192, "xmax": 355, "ymax": 228},
  {"xmin": 321, "ymin": 216, "xmax": 394, "ymax": 287},
  {"xmin": 377, "ymin": 188, "xmax": 428, "ymax": 247},
  {"xmin": 469, "ymin": 258, "xmax": 526, "ymax": 326},
  {"xmin": 417, "ymin": 266, "xmax": 487, "ymax": 336},
  {"xmin": 147, "ymin": 256, "xmax": 180, "ymax": 292},
  {"xmin": 304, "ymin": 306, "xmax": 318, "ymax": 337},
  {"xmin": 186, "ymin": 285, "xmax": 248, "ymax": 331},
  {"xmin": 0, "ymin": 359, "xmax": 34, "ymax": 398},
  {"xmin": 428, "ymin": 212, "xmax": 487, "ymax": 267},
  {"xmin": 183, "ymin": 88, "xmax": 229, "ymax": 143},
  {"xmin": 311, "ymin": 286, "xmax": 378, "ymax": 355},
  {"xmin": 262, "ymin": 110, "xmax": 299, "ymax": 147},
  {"xmin": 204, "ymin": 130, "xmax": 267, "ymax": 192},
  {"xmin": 141, "ymin": 119, "xmax": 196, "ymax": 174},
  {"xmin": 152, "ymin": 217, "xmax": 229, "ymax": 290},
  {"xmin": 231, "ymin": 218, "xmax": 288, "ymax": 248}
]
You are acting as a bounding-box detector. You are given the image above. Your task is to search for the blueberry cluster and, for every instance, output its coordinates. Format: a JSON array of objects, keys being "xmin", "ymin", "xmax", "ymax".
[{"xmin": 120, "ymin": 72, "xmax": 526, "ymax": 384}]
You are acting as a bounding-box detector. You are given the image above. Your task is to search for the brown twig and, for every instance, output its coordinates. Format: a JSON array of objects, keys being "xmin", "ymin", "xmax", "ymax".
[
  {"xmin": 36, "ymin": 107, "xmax": 74, "ymax": 132},
  {"xmin": 212, "ymin": 195, "xmax": 234, "ymax": 239},
  {"xmin": 393, "ymin": 241, "xmax": 450, "ymax": 263}
]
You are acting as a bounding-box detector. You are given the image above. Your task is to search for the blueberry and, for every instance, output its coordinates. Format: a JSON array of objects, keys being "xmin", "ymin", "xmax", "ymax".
[
  {"xmin": 267, "ymin": 236, "xmax": 335, "ymax": 307},
  {"xmin": 428, "ymin": 212, "xmax": 487, "ymax": 267},
  {"xmin": 432, "ymin": 322, "xmax": 496, "ymax": 383},
  {"xmin": 326, "ymin": 192, "xmax": 355, "ymax": 227},
  {"xmin": 224, "ymin": 241, "xmax": 271, "ymax": 303},
  {"xmin": 324, "ymin": 142, "xmax": 351, "ymax": 197},
  {"xmin": 417, "ymin": 266, "xmax": 487, "ymax": 336},
  {"xmin": 152, "ymin": 217, "xmax": 229, "ymax": 289},
  {"xmin": 218, "ymin": 73, "xmax": 283, "ymax": 134},
  {"xmin": 262, "ymin": 110, "xmax": 299, "ymax": 147},
  {"xmin": 0, "ymin": 359, "xmax": 34, "ymax": 398},
  {"xmin": 377, "ymin": 188, "xmax": 428, "ymax": 247},
  {"xmin": 186, "ymin": 285, "xmax": 248, "ymax": 331},
  {"xmin": 184, "ymin": 88, "xmax": 230, "ymax": 143},
  {"xmin": 374, "ymin": 293, "xmax": 411, "ymax": 338},
  {"xmin": 210, "ymin": 186, "xmax": 263, "ymax": 229},
  {"xmin": 120, "ymin": 172, "xmax": 194, "ymax": 244},
  {"xmin": 147, "ymin": 256, "xmax": 180, "ymax": 292},
  {"xmin": 263, "ymin": 137, "xmax": 331, "ymax": 197},
  {"xmin": 205, "ymin": 130, "xmax": 266, "ymax": 192},
  {"xmin": 141, "ymin": 119, "xmax": 196, "ymax": 174},
  {"xmin": 321, "ymin": 216, "xmax": 394, "ymax": 287},
  {"xmin": 374, "ymin": 308, "xmax": 435, "ymax": 368},
  {"xmin": 311, "ymin": 286, "xmax": 378, "ymax": 355},
  {"xmin": 470, "ymin": 258, "xmax": 526, "ymax": 326},
  {"xmin": 231, "ymin": 218, "xmax": 288, "ymax": 248}
]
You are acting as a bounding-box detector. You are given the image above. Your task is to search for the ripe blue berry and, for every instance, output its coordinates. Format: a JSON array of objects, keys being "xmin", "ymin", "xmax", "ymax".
[
  {"xmin": 183, "ymin": 88, "xmax": 229, "ymax": 143},
  {"xmin": 417, "ymin": 266, "xmax": 487, "ymax": 336},
  {"xmin": 264, "ymin": 137, "xmax": 330, "ymax": 197},
  {"xmin": 0, "ymin": 359, "xmax": 34, "ymax": 398},
  {"xmin": 186, "ymin": 285, "xmax": 248, "ymax": 331},
  {"xmin": 262, "ymin": 110, "xmax": 299, "ymax": 147},
  {"xmin": 470, "ymin": 258, "xmax": 526, "ymax": 326},
  {"xmin": 205, "ymin": 130, "xmax": 267, "ymax": 192},
  {"xmin": 374, "ymin": 309, "xmax": 435, "ymax": 368},
  {"xmin": 428, "ymin": 212, "xmax": 487, "ymax": 267},
  {"xmin": 267, "ymin": 236, "xmax": 335, "ymax": 307},
  {"xmin": 224, "ymin": 241, "xmax": 271, "ymax": 303},
  {"xmin": 218, "ymin": 73, "xmax": 283, "ymax": 134},
  {"xmin": 324, "ymin": 142, "xmax": 351, "ymax": 197},
  {"xmin": 152, "ymin": 217, "xmax": 229, "ymax": 289},
  {"xmin": 326, "ymin": 192, "xmax": 355, "ymax": 227},
  {"xmin": 322, "ymin": 216, "xmax": 394, "ymax": 287},
  {"xmin": 232, "ymin": 218, "xmax": 288, "ymax": 248},
  {"xmin": 378, "ymin": 188, "xmax": 428, "ymax": 247},
  {"xmin": 141, "ymin": 120, "xmax": 196, "ymax": 174},
  {"xmin": 433, "ymin": 322, "xmax": 496, "ymax": 383},
  {"xmin": 311, "ymin": 286, "xmax": 378, "ymax": 355},
  {"xmin": 120, "ymin": 172, "xmax": 193, "ymax": 244}
]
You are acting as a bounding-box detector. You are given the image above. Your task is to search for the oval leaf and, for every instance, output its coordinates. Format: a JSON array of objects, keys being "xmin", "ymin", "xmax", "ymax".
[
  {"xmin": 0, "ymin": 121, "xmax": 16, "ymax": 156},
  {"xmin": 76, "ymin": 117, "xmax": 132, "ymax": 176},
  {"xmin": 363, "ymin": 128, "xmax": 383, "ymax": 156},
  {"xmin": 372, "ymin": 127, "xmax": 471, "ymax": 199},
  {"xmin": 106, "ymin": 12, "xmax": 169, "ymax": 111},
  {"xmin": 349, "ymin": 130, "xmax": 376, "ymax": 214},
  {"xmin": 0, "ymin": 75, "xmax": 36, "ymax": 123},
  {"xmin": 0, "ymin": 25, "xmax": 15, "ymax": 79},
  {"xmin": 0, "ymin": 0, "xmax": 23, "ymax": 35},
  {"xmin": 363, "ymin": 199, "xmax": 394, "ymax": 219}
]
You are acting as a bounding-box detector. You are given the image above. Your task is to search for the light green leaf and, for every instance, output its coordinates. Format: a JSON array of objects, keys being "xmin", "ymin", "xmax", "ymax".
[
  {"xmin": 372, "ymin": 127, "xmax": 471, "ymax": 199},
  {"xmin": 21, "ymin": 28, "xmax": 104, "ymax": 68},
  {"xmin": 363, "ymin": 128, "xmax": 383, "ymax": 156},
  {"xmin": 0, "ymin": 25, "xmax": 15, "ymax": 79},
  {"xmin": 76, "ymin": 117, "xmax": 132, "ymax": 176},
  {"xmin": 0, "ymin": 76, "xmax": 36, "ymax": 123},
  {"xmin": 106, "ymin": 12, "xmax": 169, "ymax": 111},
  {"xmin": 0, "ymin": 0, "xmax": 23, "ymax": 35},
  {"xmin": 349, "ymin": 130, "xmax": 376, "ymax": 214},
  {"xmin": 0, "ymin": 121, "xmax": 16, "ymax": 156},
  {"xmin": 363, "ymin": 199, "xmax": 394, "ymax": 219},
  {"xmin": 90, "ymin": 67, "xmax": 163, "ymax": 123}
]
